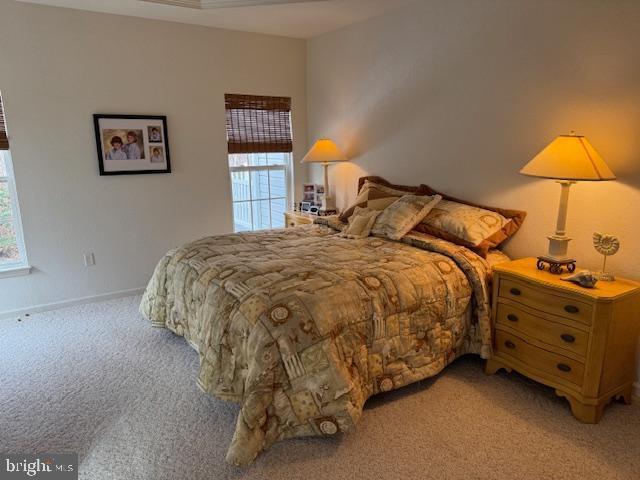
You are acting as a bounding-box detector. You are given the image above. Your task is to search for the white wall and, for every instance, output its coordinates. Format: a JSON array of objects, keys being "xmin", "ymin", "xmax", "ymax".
[
  {"xmin": 307, "ymin": 0, "xmax": 640, "ymax": 386},
  {"xmin": 308, "ymin": 0, "xmax": 640, "ymax": 280},
  {"xmin": 0, "ymin": 0, "xmax": 307, "ymax": 313}
]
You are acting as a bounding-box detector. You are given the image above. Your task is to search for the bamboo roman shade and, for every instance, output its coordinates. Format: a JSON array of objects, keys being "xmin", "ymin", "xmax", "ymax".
[
  {"xmin": 225, "ymin": 94, "xmax": 292, "ymax": 154},
  {"xmin": 0, "ymin": 94, "xmax": 8, "ymax": 150}
]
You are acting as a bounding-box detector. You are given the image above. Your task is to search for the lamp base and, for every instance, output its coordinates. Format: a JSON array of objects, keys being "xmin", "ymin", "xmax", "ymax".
[
  {"xmin": 536, "ymin": 256, "xmax": 576, "ymax": 275},
  {"xmin": 321, "ymin": 194, "xmax": 336, "ymax": 212}
]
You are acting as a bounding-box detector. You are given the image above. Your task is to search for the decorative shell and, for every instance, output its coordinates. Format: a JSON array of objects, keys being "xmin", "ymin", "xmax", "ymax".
[
  {"xmin": 593, "ymin": 232, "xmax": 620, "ymax": 256},
  {"xmin": 561, "ymin": 270, "xmax": 599, "ymax": 288}
]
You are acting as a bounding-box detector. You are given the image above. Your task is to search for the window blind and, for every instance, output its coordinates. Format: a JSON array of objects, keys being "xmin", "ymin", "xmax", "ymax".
[
  {"xmin": 0, "ymin": 94, "xmax": 8, "ymax": 150},
  {"xmin": 225, "ymin": 94, "xmax": 292, "ymax": 154}
]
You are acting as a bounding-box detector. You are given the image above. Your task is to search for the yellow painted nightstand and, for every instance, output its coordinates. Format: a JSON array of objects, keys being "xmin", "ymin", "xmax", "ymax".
[
  {"xmin": 485, "ymin": 257, "xmax": 640, "ymax": 423},
  {"xmin": 284, "ymin": 211, "xmax": 314, "ymax": 228}
]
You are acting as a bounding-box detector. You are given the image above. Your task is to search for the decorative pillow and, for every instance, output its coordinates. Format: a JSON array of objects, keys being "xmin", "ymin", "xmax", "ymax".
[
  {"xmin": 371, "ymin": 194, "xmax": 442, "ymax": 240},
  {"xmin": 421, "ymin": 199, "xmax": 510, "ymax": 244},
  {"xmin": 339, "ymin": 207, "xmax": 381, "ymax": 239},
  {"xmin": 339, "ymin": 177, "xmax": 428, "ymax": 222},
  {"xmin": 414, "ymin": 185, "xmax": 527, "ymax": 257}
]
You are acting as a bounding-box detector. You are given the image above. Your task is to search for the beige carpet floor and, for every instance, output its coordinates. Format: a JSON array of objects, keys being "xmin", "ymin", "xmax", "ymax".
[{"xmin": 1, "ymin": 295, "xmax": 638, "ymax": 480}]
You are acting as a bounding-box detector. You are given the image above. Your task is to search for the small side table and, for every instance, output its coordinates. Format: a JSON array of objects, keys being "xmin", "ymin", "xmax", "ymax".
[{"xmin": 485, "ymin": 257, "xmax": 640, "ymax": 423}]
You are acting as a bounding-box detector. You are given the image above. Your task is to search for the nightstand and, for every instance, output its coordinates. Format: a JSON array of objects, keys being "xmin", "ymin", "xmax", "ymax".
[
  {"xmin": 284, "ymin": 211, "xmax": 314, "ymax": 228},
  {"xmin": 485, "ymin": 257, "xmax": 640, "ymax": 423}
]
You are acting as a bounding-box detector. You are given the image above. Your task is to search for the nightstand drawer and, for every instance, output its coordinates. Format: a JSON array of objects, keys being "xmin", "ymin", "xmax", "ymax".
[
  {"xmin": 496, "ymin": 302, "xmax": 588, "ymax": 357},
  {"xmin": 495, "ymin": 330, "xmax": 585, "ymax": 387},
  {"xmin": 284, "ymin": 212, "xmax": 314, "ymax": 228},
  {"xmin": 499, "ymin": 278, "xmax": 593, "ymax": 325}
]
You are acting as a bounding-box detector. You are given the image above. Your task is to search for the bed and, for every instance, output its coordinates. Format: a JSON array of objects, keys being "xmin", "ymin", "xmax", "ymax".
[{"xmin": 140, "ymin": 178, "xmax": 523, "ymax": 465}]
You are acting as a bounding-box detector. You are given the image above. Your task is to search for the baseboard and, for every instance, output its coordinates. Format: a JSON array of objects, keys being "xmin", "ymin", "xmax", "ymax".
[{"xmin": 0, "ymin": 287, "xmax": 145, "ymax": 320}]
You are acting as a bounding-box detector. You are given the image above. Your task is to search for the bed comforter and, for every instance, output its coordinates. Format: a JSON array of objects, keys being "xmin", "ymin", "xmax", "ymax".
[{"xmin": 140, "ymin": 221, "xmax": 494, "ymax": 465}]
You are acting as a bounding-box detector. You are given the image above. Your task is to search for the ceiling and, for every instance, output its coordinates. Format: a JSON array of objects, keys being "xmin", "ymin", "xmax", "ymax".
[{"xmin": 16, "ymin": 0, "xmax": 413, "ymax": 38}]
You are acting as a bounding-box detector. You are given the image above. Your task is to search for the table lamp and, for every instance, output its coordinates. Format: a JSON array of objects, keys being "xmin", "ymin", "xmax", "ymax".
[
  {"xmin": 519, "ymin": 132, "xmax": 615, "ymax": 273},
  {"xmin": 302, "ymin": 138, "xmax": 349, "ymax": 213}
]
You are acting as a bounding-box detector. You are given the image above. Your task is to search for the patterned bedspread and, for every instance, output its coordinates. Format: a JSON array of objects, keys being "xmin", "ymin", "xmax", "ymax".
[{"xmin": 140, "ymin": 223, "xmax": 493, "ymax": 465}]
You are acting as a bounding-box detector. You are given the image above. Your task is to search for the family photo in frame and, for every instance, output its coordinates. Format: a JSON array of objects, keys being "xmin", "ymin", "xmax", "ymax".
[{"xmin": 93, "ymin": 114, "xmax": 171, "ymax": 175}]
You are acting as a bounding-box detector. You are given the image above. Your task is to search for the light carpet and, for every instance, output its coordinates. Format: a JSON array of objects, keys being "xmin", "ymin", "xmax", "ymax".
[{"xmin": 1, "ymin": 295, "xmax": 638, "ymax": 480}]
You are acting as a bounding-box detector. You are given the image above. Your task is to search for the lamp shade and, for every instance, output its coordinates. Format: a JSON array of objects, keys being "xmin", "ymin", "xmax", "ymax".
[
  {"xmin": 301, "ymin": 138, "xmax": 348, "ymax": 163},
  {"xmin": 520, "ymin": 134, "xmax": 615, "ymax": 181}
]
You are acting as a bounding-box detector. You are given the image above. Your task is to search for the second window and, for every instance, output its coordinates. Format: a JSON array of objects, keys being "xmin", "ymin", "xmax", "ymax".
[{"xmin": 225, "ymin": 94, "xmax": 293, "ymax": 232}]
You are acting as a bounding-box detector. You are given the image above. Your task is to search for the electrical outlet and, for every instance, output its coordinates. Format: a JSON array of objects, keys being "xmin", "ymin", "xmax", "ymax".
[{"xmin": 83, "ymin": 252, "xmax": 95, "ymax": 266}]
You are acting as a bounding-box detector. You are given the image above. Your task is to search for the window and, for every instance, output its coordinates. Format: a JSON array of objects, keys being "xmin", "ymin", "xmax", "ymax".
[
  {"xmin": 229, "ymin": 152, "xmax": 290, "ymax": 232},
  {"xmin": 0, "ymin": 93, "xmax": 28, "ymax": 274},
  {"xmin": 225, "ymin": 94, "xmax": 293, "ymax": 232}
]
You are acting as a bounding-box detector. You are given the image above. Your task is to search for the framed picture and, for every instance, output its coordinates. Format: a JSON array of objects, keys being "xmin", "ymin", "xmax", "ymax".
[
  {"xmin": 314, "ymin": 184, "xmax": 325, "ymax": 206},
  {"xmin": 302, "ymin": 183, "xmax": 316, "ymax": 204},
  {"xmin": 302, "ymin": 183, "xmax": 325, "ymax": 206},
  {"xmin": 93, "ymin": 114, "xmax": 171, "ymax": 175}
]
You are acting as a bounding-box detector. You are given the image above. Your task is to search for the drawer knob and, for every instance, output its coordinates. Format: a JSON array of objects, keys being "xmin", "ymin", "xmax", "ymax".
[
  {"xmin": 507, "ymin": 314, "xmax": 518, "ymax": 322},
  {"xmin": 510, "ymin": 288, "xmax": 522, "ymax": 296},
  {"xmin": 564, "ymin": 305, "xmax": 579, "ymax": 314},
  {"xmin": 504, "ymin": 340, "xmax": 516, "ymax": 349},
  {"xmin": 560, "ymin": 333, "xmax": 575, "ymax": 343},
  {"xmin": 557, "ymin": 363, "xmax": 572, "ymax": 372}
]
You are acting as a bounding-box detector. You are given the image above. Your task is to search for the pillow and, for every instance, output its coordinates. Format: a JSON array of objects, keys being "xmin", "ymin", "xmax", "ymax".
[
  {"xmin": 414, "ymin": 185, "xmax": 527, "ymax": 257},
  {"xmin": 339, "ymin": 176, "xmax": 428, "ymax": 222},
  {"xmin": 371, "ymin": 194, "xmax": 442, "ymax": 240},
  {"xmin": 420, "ymin": 199, "xmax": 510, "ymax": 245},
  {"xmin": 339, "ymin": 207, "xmax": 381, "ymax": 239}
]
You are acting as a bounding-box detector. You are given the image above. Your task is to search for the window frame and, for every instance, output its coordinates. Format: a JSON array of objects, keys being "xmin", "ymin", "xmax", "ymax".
[
  {"xmin": 0, "ymin": 149, "xmax": 29, "ymax": 277},
  {"xmin": 228, "ymin": 152, "xmax": 293, "ymax": 232}
]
